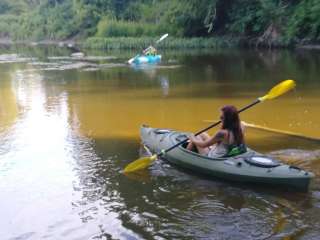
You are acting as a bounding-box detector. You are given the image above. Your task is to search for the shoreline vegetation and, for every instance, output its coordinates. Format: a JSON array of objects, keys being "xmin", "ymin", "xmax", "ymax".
[
  {"xmin": 82, "ymin": 37, "xmax": 241, "ymax": 50},
  {"xmin": 0, "ymin": 1, "xmax": 319, "ymax": 50},
  {"xmin": 1, "ymin": 37, "xmax": 320, "ymax": 51}
]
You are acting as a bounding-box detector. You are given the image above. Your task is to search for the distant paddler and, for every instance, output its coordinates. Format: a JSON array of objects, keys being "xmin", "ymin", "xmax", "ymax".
[
  {"xmin": 128, "ymin": 33, "xmax": 168, "ymax": 64},
  {"xmin": 143, "ymin": 45, "xmax": 157, "ymax": 56}
]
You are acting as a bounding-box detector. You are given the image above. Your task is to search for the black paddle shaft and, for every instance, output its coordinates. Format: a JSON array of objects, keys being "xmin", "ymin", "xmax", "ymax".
[{"xmin": 159, "ymin": 99, "xmax": 261, "ymax": 156}]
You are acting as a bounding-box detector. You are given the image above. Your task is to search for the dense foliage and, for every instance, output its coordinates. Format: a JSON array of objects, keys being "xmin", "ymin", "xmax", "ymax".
[{"xmin": 0, "ymin": 0, "xmax": 319, "ymax": 46}]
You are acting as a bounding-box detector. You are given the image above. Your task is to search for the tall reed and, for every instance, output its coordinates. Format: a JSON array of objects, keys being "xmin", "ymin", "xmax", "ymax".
[
  {"xmin": 82, "ymin": 37, "xmax": 240, "ymax": 49},
  {"xmin": 96, "ymin": 19, "xmax": 163, "ymax": 38}
]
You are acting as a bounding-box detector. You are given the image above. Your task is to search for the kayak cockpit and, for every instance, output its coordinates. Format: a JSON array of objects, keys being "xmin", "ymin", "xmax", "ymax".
[{"xmin": 174, "ymin": 133, "xmax": 283, "ymax": 168}]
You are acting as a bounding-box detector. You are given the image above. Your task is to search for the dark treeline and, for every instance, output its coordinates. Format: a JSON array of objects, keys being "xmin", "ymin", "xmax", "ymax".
[{"xmin": 0, "ymin": 0, "xmax": 319, "ymax": 46}]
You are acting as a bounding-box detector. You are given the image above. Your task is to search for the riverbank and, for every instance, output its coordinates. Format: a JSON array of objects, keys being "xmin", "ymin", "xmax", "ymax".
[
  {"xmin": 1, "ymin": 37, "xmax": 320, "ymax": 51},
  {"xmin": 0, "ymin": 39, "xmax": 77, "ymax": 48},
  {"xmin": 0, "ymin": 37, "xmax": 239, "ymax": 50},
  {"xmin": 81, "ymin": 37, "xmax": 241, "ymax": 50}
]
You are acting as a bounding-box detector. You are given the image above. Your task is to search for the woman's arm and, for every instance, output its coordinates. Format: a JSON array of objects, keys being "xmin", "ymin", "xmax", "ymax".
[{"xmin": 190, "ymin": 130, "xmax": 226, "ymax": 148}]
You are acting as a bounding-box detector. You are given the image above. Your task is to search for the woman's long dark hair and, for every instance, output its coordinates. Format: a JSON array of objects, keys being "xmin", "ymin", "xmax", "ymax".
[{"xmin": 221, "ymin": 105, "xmax": 244, "ymax": 145}]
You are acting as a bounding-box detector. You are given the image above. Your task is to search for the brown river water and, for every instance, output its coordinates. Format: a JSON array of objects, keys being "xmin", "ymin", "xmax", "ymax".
[{"xmin": 0, "ymin": 46, "xmax": 320, "ymax": 239}]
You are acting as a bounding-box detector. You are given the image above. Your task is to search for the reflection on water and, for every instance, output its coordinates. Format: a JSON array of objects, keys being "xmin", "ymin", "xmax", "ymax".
[{"xmin": 0, "ymin": 46, "xmax": 320, "ymax": 239}]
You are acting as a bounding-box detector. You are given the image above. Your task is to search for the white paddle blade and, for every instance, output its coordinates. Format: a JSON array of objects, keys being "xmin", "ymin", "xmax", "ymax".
[
  {"xmin": 156, "ymin": 33, "xmax": 168, "ymax": 43},
  {"xmin": 128, "ymin": 54, "xmax": 139, "ymax": 64}
]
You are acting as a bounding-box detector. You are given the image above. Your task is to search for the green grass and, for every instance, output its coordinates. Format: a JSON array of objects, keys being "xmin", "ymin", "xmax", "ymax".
[
  {"xmin": 96, "ymin": 19, "xmax": 163, "ymax": 38},
  {"xmin": 82, "ymin": 36, "xmax": 241, "ymax": 50}
]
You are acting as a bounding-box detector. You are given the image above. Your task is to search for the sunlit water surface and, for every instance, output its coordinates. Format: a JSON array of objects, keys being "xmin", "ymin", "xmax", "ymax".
[{"xmin": 0, "ymin": 46, "xmax": 320, "ymax": 240}]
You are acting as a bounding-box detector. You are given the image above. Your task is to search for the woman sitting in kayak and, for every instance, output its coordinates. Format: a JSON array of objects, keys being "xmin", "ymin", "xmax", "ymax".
[
  {"xmin": 187, "ymin": 105, "xmax": 245, "ymax": 157},
  {"xmin": 143, "ymin": 45, "xmax": 157, "ymax": 56}
]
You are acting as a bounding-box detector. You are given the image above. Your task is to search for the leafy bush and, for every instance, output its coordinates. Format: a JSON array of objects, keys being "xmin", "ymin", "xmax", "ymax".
[
  {"xmin": 0, "ymin": 15, "xmax": 19, "ymax": 38},
  {"xmin": 96, "ymin": 18, "xmax": 161, "ymax": 37},
  {"xmin": 286, "ymin": 0, "xmax": 320, "ymax": 42},
  {"xmin": 0, "ymin": 0, "xmax": 320, "ymax": 45}
]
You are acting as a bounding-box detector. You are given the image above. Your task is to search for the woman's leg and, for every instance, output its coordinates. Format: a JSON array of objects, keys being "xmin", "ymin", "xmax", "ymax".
[
  {"xmin": 187, "ymin": 132, "xmax": 211, "ymax": 155},
  {"xmin": 198, "ymin": 132, "xmax": 211, "ymax": 141},
  {"xmin": 186, "ymin": 141, "xmax": 195, "ymax": 151},
  {"xmin": 196, "ymin": 145, "xmax": 210, "ymax": 155}
]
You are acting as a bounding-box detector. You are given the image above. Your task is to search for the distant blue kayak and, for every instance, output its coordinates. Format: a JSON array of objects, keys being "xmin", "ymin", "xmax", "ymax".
[{"xmin": 129, "ymin": 54, "xmax": 161, "ymax": 64}]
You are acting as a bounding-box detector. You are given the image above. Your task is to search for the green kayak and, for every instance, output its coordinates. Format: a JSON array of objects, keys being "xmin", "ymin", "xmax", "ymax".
[{"xmin": 140, "ymin": 126, "xmax": 314, "ymax": 191}]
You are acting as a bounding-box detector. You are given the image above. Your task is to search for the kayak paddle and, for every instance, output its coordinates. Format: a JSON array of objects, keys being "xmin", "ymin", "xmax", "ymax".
[
  {"xmin": 123, "ymin": 79, "xmax": 296, "ymax": 173},
  {"xmin": 128, "ymin": 33, "xmax": 169, "ymax": 64},
  {"xmin": 128, "ymin": 54, "xmax": 140, "ymax": 65},
  {"xmin": 156, "ymin": 33, "xmax": 169, "ymax": 44}
]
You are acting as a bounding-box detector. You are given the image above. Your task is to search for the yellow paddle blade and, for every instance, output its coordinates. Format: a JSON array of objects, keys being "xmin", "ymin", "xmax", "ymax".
[
  {"xmin": 123, "ymin": 155, "xmax": 157, "ymax": 173},
  {"xmin": 259, "ymin": 80, "xmax": 296, "ymax": 102}
]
